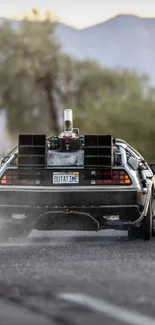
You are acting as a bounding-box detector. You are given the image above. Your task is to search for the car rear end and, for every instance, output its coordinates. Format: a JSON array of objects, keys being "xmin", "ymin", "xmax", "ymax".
[{"xmin": 0, "ymin": 134, "xmax": 144, "ymax": 231}]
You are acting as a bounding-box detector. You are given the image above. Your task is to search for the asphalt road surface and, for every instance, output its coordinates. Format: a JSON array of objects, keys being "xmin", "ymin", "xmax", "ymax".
[{"xmin": 0, "ymin": 230, "xmax": 155, "ymax": 325}]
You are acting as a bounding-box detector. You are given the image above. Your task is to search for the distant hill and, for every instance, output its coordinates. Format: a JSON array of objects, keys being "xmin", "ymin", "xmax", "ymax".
[{"xmin": 56, "ymin": 14, "xmax": 155, "ymax": 84}]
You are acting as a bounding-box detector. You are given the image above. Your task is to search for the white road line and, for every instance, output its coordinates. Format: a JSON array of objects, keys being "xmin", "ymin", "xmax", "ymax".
[{"xmin": 58, "ymin": 293, "xmax": 155, "ymax": 325}]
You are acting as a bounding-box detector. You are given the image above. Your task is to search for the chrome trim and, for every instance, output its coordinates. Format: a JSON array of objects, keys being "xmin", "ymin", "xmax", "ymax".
[
  {"xmin": 0, "ymin": 204, "xmax": 138, "ymax": 208},
  {"xmin": 0, "ymin": 185, "xmax": 140, "ymax": 192}
]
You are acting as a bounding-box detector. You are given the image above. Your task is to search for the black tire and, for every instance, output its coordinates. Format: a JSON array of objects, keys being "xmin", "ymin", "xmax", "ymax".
[
  {"xmin": 140, "ymin": 200, "xmax": 152, "ymax": 241},
  {"xmin": 152, "ymin": 217, "xmax": 155, "ymax": 237},
  {"xmin": 128, "ymin": 226, "xmax": 139, "ymax": 241},
  {"xmin": 152, "ymin": 198, "xmax": 155, "ymax": 236}
]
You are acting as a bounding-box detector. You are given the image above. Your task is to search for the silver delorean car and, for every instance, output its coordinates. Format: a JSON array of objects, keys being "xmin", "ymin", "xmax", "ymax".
[{"xmin": 0, "ymin": 109, "xmax": 154, "ymax": 241}]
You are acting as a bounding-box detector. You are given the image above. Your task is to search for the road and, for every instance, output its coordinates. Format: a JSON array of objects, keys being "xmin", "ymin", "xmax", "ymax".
[{"xmin": 0, "ymin": 230, "xmax": 155, "ymax": 324}]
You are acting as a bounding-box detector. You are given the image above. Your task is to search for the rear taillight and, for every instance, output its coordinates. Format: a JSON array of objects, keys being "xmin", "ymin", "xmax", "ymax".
[
  {"xmin": 90, "ymin": 169, "xmax": 132, "ymax": 185},
  {"xmin": 0, "ymin": 169, "xmax": 44, "ymax": 185}
]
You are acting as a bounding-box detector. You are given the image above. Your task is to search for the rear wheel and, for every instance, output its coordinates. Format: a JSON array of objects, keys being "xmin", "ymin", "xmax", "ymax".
[
  {"xmin": 128, "ymin": 199, "xmax": 153, "ymax": 241},
  {"xmin": 140, "ymin": 200, "xmax": 152, "ymax": 241},
  {"xmin": 152, "ymin": 198, "xmax": 155, "ymax": 236}
]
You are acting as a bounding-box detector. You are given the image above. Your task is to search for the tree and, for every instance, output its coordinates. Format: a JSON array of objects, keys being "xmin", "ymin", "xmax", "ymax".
[
  {"xmin": 0, "ymin": 10, "xmax": 61, "ymax": 135},
  {"xmin": 61, "ymin": 59, "xmax": 155, "ymax": 161},
  {"xmin": 65, "ymin": 59, "xmax": 150, "ymax": 130},
  {"xmin": 0, "ymin": 14, "xmax": 155, "ymax": 161}
]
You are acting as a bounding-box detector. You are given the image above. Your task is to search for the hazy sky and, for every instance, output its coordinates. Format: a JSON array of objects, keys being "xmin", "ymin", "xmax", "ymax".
[{"xmin": 1, "ymin": 1, "xmax": 155, "ymax": 28}]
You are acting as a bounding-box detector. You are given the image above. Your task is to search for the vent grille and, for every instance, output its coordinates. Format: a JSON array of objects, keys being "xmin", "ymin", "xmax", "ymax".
[
  {"xmin": 18, "ymin": 135, "xmax": 46, "ymax": 168},
  {"xmin": 84, "ymin": 135, "xmax": 113, "ymax": 169}
]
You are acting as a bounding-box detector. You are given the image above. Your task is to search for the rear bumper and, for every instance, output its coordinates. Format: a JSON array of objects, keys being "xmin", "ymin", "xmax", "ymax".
[{"xmin": 0, "ymin": 186, "xmax": 142, "ymax": 222}]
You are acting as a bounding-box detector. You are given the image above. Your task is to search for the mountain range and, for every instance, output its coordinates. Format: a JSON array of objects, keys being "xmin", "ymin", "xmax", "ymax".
[
  {"xmin": 0, "ymin": 14, "xmax": 155, "ymax": 82},
  {"xmin": 56, "ymin": 14, "xmax": 155, "ymax": 84}
]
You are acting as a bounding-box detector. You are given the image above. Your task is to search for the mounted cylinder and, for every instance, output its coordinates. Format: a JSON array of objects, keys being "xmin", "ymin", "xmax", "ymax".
[{"xmin": 64, "ymin": 109, "xmax": 73, "ymax": 131}]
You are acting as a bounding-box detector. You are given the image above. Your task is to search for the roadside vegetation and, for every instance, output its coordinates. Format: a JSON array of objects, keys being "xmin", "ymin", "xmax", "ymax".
[{"xmin": 0, "ymin": 10, "xmax": 155, "ymax": 161}]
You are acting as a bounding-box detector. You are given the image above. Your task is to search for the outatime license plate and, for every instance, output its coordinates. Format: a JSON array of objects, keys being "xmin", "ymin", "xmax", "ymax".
[{"xmin": 53, "ymin": 172, "xmax": 79, "ymax": 184}]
